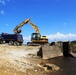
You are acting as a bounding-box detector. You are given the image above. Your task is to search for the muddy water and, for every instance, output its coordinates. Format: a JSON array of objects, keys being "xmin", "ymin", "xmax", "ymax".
[{"xmin": 46, "ymin": 56, "xmax": 76, "ymax": 75}]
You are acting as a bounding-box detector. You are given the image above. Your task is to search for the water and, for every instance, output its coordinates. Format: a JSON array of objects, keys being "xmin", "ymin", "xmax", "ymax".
[{"xmin": 47, "ymin": 56, "xmax": 76, "ymax": 75}]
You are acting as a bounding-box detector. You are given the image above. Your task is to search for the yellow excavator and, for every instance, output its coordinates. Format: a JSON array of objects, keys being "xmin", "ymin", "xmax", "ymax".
[{"xmin": 13, "ymin": 18, "xmax": 48, "ymax": 45}]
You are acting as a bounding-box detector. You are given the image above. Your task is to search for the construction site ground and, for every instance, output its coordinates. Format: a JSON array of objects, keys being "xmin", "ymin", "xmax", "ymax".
[{"xmin": 0, "ymin": 44, "xmax": 60, "ymax": 75}]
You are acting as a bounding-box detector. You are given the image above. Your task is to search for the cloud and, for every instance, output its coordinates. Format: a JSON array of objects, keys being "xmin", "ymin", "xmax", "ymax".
[
  {"xmin": 0, "ymin": 0, "xmax": 5, "ymax": 5},
  {"xmin": 2, "ymin": 0, "xmax": 5, "ymax": 5},
  {"xmin": 0, "ymin": 0, "xmax": 10, "ymax": 5},
  {"xmin": 23, "ymin": 36, "xmax": 31, "ymax": 44},
  {"xmin": 23, "ymin": 32, "xmax": 76, "ymax": 43},
  {"xmin": 6, "ymin": 24, "xmax": 9, "ymax": 26},
  {"xmin": 0, "ymin": 0, "xmax": 10, "ymax": 15},
  {"xmin": 0, "ymin": 10, "xmax": 5, "ymax": 15},
  {"xmin": 64, "ymin": 22, "xmax": 67, "ymax": 26},
  {"xmin": 47, "ymin": 32, "xmax": 76, "ymax": 42}
]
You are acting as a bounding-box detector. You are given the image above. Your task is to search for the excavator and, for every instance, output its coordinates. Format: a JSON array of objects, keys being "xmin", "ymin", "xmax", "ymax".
[{"xmin": 13, "ymin": 18, "xmax": 48, "ymax": 45}]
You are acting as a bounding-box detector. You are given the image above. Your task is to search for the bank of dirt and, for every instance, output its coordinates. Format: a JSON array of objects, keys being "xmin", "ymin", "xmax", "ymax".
[{"xmin": 0, "ymin": 44, "xmax": 60, "ymax": 75}]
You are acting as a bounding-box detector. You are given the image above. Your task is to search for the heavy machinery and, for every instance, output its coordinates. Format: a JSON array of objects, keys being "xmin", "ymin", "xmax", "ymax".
[
  {"xmin": 0, "ymin": 33, "xmax": 23, "ymax": 45},
  {"xmin": 13, "ymin": 18, "xmax": 48, "ymax": 45}
]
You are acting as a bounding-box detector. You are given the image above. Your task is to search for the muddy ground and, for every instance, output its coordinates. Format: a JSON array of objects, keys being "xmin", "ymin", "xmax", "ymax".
[{"xmin": 0, "ymin": 44, "xmax": 60, "ymax": 75}]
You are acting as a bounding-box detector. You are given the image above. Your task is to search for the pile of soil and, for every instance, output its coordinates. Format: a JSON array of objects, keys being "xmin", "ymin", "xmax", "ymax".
[{"xmin": 0, "ymin": 44, "xmax": 60, "ymax": 75}]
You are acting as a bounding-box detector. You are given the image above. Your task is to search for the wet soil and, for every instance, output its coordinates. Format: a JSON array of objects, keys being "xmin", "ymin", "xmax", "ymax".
[{"xmin": 45, "ymin": 56, "xmax": 76, "ymax": 75}]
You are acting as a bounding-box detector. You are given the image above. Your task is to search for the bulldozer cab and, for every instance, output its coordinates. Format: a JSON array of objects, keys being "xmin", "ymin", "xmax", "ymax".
[{"xmin": 31, "ymin": 33, "xmax": 41, "ymax": 41}]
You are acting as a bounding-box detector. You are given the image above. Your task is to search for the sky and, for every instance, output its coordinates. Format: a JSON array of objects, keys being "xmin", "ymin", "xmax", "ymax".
[{"xmin": 0, "ymin": 0, "xmax": 76, "ymax": 43}]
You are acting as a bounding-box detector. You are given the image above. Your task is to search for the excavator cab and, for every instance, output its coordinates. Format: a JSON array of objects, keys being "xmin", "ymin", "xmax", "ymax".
[
  {"xmin": 31, "ymin": 33, "xmax": 40, "ymax": 41},
  {"xmin": 31, "ymin": 33, "xmax": 48, "ymax": 44}
]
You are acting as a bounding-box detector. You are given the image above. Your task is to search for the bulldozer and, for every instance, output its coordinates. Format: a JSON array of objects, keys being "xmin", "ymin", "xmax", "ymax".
[{"xmin": 13, "ymin": 18, "xmax": 48, "ymax": 45}]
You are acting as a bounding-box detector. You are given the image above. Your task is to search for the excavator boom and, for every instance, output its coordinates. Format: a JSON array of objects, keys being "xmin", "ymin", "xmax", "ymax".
[{"xmin": 13, "ymin": 18, "xmax": 40, "ymax": 34}]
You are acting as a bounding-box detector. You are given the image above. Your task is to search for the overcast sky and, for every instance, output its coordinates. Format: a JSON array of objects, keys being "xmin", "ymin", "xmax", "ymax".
[{"xmin": 0, "ymin": 0, "xmax": 76, "ymax": 43}]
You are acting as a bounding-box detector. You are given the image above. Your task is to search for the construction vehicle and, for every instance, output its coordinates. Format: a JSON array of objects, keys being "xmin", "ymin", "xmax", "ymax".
[
  {"xmin": 13, "ymin": 18, "xmax": 48, "ymax": 45},
  {"xmin": 0, "ymin": 33, "xmax": 23, "ymax": 45}
]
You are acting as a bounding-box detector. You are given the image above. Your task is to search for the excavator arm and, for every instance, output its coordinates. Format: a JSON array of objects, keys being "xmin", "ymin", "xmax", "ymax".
[
  {"xmin": 28, "ymin": 21, "xmax": 40, "ymax": 33},
  {"xmin": 13, "ymin": 18, "xmax": 40, "ymax": 34},
  {"xmin": 13, "ymin": 18, "xmax": 30, "ymax": 34}
]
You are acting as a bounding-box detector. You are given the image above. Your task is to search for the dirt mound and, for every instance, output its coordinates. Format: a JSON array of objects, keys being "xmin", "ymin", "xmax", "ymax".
[{"xmin": 0, "ymin": 44, "xmax": 60, "ymax": 75}]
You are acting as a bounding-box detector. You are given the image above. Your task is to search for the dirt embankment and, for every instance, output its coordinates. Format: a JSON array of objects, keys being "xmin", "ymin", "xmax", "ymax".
[{"xmin": 0, "ymin": 44, "xmax": 60, "ymax": 75}]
